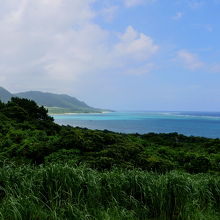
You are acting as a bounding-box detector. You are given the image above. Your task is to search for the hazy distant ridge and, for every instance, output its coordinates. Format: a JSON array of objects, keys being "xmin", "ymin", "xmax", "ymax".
[
  {"xmin": 0, "ymin": 87, "xmax": 13, "ymax": 103},
  {"xmin": 0, "ymin": 87, "xmax": 103, "ymax": 113}
]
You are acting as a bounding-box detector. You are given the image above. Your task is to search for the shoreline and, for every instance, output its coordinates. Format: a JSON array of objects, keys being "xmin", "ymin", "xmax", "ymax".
[{"xmin": 49, "ymin": 111, "xmax": 112, "ymax": 116}]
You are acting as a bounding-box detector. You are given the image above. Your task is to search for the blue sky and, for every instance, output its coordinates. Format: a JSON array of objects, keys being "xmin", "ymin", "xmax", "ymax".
[{"xmin": 0, "ymin": 0, "xmax": 220, "ymax": 111}]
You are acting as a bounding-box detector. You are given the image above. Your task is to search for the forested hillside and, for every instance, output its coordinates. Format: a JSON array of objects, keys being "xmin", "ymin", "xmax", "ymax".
[
  {"xmin": 0, "ymin": 98, "xmax": 219, "ymax": 219},
  {"xmin": 0, "ymin": 87, "xmax": 103, "ymax": 113},
  {"xmin": 15, "ymin": 91, "xmax": 102, "ymax": 113}
]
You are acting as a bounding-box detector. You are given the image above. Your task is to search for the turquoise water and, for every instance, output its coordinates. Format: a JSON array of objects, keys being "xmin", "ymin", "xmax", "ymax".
[{"xmin": 52, "ymin": 111, "xmax": 220, "ymax": 138}]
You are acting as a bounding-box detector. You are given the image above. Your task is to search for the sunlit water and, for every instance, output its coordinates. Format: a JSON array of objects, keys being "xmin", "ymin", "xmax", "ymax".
[{"xmin": 52, "ymin": 111, "xmax": 220, "ymax": 138}]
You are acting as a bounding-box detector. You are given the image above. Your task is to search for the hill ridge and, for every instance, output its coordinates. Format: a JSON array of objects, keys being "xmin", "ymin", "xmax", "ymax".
[{"xmin": 0, "ymin": 87, "xmax": 104, "ymax": 113}]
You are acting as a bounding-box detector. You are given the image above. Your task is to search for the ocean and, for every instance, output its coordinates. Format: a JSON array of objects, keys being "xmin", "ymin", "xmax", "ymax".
[{"xmin": 52, "ymin": 111, "xmax": 220, "ymax": 139}]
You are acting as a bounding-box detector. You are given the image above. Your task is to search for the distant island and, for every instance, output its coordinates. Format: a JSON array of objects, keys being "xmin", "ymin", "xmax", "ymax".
[{"xmin": 0, "ymin": 87, "xmax": 110, "ymax": 114}]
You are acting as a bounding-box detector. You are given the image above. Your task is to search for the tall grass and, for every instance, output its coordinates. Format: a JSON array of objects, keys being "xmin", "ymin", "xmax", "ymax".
[{"xmin": 0, "ymin": 163, "xmax": 219, "ymax": 219}]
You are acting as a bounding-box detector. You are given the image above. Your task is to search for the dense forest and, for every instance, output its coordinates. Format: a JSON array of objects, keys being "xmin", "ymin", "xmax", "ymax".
[{"xmin": 0, "ymin": 97, "xmax": 219, "ymax": 219}]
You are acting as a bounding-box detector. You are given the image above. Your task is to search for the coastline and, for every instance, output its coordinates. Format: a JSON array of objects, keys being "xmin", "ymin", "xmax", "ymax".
[{"xmin": 49, "ymin": 111, "xmax": 112, "ymax": 116}]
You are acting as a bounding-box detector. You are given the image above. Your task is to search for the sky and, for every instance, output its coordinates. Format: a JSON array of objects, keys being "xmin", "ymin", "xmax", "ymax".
[{"xmin": 0, "ymin": 0, "xmax": 220, "ymax": 111}]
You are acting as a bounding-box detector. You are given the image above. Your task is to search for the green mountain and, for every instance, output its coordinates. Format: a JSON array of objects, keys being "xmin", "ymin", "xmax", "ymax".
[
  {"xmin": 0, "ymin": 87, "xmax": 104, "ymax": 113},
  {"xmin": 0, "ymin": 87, "xmax": 13, "ymax": 103}
]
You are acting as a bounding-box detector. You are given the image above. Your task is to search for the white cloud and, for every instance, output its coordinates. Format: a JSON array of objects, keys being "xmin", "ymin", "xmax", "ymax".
[
  {"xmin": 177, "ymin": 50, "xmax": 204, "ymax": 70},
  {"xmin": 177, "ymin": 50, "xmax": 220, "ymax": 74},
  {"xmin": 0, "ymin": 0, "xmax": 159, "ymax": 92},
  {"xmin": 210, "ymin": 64, "xmax": 220, "ymax": 73},
  {"xmin": 188, "ymin": 0, "xmax": 205, "ymax": 9},
  {"xmin": 123, "ymin": 0, "xmax": 155, "ymax": 7},
  {"xmin": 172, "ymin": 12, "xmax": 184, "ymax": 20},
  {"xmin": 99, "ymin": 5, "xmax": 118, "ymax": 22},
  {"xmin": 114, "ymin": 26, "xmax": 159, "ymax": 62}
]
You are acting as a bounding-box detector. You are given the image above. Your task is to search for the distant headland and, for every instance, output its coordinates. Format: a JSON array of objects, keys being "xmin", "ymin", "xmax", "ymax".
[{"xmin": 0, "ymin": 87, "xmax": 111, "ymax": 114}]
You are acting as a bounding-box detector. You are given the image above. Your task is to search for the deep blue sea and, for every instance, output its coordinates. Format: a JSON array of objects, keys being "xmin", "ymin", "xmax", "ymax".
[{"xmin": 52, "ymin": 111, "xmax": 220, "ymax": 138}]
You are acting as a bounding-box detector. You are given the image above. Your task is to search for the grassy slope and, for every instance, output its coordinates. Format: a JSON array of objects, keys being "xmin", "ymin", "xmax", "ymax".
[{"xmin": 0, "ymin": 164, "xmax": 219, "ymax": 220}]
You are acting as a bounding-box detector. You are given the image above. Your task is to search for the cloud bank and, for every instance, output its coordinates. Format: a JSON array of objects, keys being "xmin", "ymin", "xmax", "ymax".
[{"xmin": 0, "ymin": 0, "xmax": 159, "ymax": 93}]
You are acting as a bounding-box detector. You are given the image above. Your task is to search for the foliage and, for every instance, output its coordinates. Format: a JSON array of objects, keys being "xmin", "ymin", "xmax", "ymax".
[
  {"xmin": 0, "ymin": 97, "xmax": 220, "ymax": 219},
  {"xmin": 0, "ymin": 97, "xmax": 220, "ymax": 173},
  {"xmin": 0, "ymin": 164, "xmax": 219, "ymax": 220}
]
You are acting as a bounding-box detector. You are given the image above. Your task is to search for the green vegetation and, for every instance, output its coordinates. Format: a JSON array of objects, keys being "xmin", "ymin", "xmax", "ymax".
[
  {"xmin": 0, "ymin": 164, "xmax": 219, "ymax": 220},
  {"xmin": 0, "ymin": 87, "xmax": 106, "ymax": 113},
  {"xmin": 0, "ymin": 97, "xmax": 220, "ymax": 219},
  {"xmin": 15, "ymin": 91, "xmax": 103, "ymax": 113}
]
